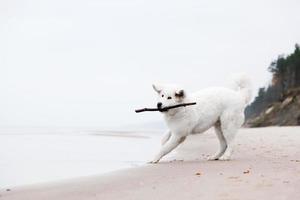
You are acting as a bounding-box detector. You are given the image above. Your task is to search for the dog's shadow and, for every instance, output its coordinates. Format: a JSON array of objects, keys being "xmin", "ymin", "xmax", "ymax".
[{"xmin": 149, "ymin": 157, "xmax": 240, "ymax": 166}]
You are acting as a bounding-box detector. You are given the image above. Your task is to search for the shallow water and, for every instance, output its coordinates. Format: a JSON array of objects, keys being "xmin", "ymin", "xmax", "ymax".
[{"xmin": 0, "ymin": 128, "xmax": 161, "ymax": 188}]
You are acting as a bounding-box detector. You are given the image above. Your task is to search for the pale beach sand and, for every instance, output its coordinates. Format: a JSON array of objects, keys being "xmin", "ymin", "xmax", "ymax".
[{"xmin": 1, "ymin": 127, "xmax": 300, "ymax": 200}]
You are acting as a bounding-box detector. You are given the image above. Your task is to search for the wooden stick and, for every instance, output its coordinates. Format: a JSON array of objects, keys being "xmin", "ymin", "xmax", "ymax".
[{"xmin": 135, "ymin": 102, "xmax": 197, "ymax": 113}]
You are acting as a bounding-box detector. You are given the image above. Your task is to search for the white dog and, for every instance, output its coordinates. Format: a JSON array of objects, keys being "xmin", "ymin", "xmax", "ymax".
[{"xmin": 149, "ymin": 75, "xmax": 252, "ymax": 163}]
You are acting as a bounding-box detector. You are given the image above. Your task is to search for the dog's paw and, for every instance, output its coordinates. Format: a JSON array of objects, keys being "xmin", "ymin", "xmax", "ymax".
[
  {"xmin": 207, "ymin": 156, "xmax": 219, "ymax": 161},
  {"xmin": 218, "ymin": 155, "xmax": 231, "ymax": 161},
  {"xmin": 207, "ymin": 153, "xmax": 222, "ymax": 161},
  {"xmin": 147, "ymin": 160, "xmax": 159, "ymax": 164}
]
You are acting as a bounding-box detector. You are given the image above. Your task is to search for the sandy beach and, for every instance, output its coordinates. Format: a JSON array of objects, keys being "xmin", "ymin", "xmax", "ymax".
[{"xmin": 1, "ymin": 127, "xmax": 300, "ymax": 200}]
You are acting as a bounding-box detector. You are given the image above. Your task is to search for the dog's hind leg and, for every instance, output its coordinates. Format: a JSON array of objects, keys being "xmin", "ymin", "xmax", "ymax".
[
  {"xmin": 218, "ymin": 127, "xmax": 237, "ymax": 161},
  {"xmin": 150, "ymin": 135, "xmax": 186, "ymax": 164},
  {"xmin": 161, "ymin": 130, "xmax": 171, "ymax": 145},
  {"xmin": 208, "ymin": 120, "xmax": 227, "ymax": 161},
  {"xmin": 218, "ymin": 112, "xmax": 244, "ymax": 161}
]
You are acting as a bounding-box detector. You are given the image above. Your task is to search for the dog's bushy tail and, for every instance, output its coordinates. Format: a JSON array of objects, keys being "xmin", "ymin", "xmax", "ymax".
[{"xmin": 231, "ymin": 73, "xmax": 252, "ymax": 105}]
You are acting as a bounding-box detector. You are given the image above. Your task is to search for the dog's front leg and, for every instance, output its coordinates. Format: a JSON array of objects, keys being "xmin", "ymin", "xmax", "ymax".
[
  {"xmin": 161, "ymin": 130, "xmax": 171, "ymax": 145},
  {"xmin": 149, "ymin": 135, "xmax": 186, "ymax": 164}
]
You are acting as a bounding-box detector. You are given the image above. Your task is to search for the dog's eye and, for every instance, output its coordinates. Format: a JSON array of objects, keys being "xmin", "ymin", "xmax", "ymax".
[
  {"xmin": 167, "ymin": 96, "xmax": 172, "ymax": 100},
  {"xmin": 161, "ymin": 94, "xmax": 164, "ymax": 97}
]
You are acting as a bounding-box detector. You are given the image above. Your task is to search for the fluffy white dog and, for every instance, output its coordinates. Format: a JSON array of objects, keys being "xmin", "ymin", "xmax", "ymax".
[{"xmin": 149, "ymin": 75, "xmax": 252, "ymax": 163}]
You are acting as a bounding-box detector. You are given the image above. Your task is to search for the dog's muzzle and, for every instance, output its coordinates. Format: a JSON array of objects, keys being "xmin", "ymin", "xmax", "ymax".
[{"xmin": 157, "ymin": 102, "xmax": 162, "ymax": 109}]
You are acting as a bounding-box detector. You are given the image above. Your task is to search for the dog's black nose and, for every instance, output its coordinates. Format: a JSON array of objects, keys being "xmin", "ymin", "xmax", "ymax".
[{"xmin": 157, "ymin": 102, "xmax": 162, "ymax": 109}]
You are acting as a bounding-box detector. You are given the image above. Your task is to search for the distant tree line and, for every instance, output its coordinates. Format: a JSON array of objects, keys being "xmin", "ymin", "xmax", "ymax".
[{"xmin": 245, "ymin": 44, "xmax": 300, "ymax": 119}]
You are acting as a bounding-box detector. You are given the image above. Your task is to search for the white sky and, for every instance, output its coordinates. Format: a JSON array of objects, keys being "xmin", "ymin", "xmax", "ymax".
[{"xmin": 0, "ymin": 0, "xmax": 299, "ymax": 128}]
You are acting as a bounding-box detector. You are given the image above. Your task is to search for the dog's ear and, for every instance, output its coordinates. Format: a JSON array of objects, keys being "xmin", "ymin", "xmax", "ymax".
[
  {"xmin": 152, "ymin": 84, "xmax": 162, "ymax": 93},
  {"xmin": 175, "ymin": 89, "xmax": 185, "ymax": 98}
]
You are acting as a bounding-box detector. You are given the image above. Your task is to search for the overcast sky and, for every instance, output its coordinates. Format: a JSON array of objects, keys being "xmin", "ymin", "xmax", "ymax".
[{"xmin": 0, "ymin": 0, "xmax": 299, "ymax": 128}]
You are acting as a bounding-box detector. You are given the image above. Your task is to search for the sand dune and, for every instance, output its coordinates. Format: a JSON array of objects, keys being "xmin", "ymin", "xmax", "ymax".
[{"xmin": 2, "ymin": 127, "xmax": 300, "ymax": 200}]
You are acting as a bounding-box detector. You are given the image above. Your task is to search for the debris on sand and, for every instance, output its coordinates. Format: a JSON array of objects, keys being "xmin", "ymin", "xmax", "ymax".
[
  {"xmin": 195, "ymin": 172, "xmax": 201, "ymax": 176},
  {"xmin": 228, "ymin": 176, "xmax": 239, "ymax": 179}
]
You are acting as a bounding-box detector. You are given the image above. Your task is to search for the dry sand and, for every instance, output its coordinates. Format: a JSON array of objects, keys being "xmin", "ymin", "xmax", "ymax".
[{"xmin": 1, "ymin": 127, "xmax": 300, "ymax": 200}]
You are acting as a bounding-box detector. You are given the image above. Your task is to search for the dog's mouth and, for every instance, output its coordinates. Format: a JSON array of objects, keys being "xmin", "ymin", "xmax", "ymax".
[
  {"xmin": 157, "ymin": 105, "xmax": 164, "ymax": 111},
  {"xmin": 158, "ymin": 103, "xmax": 181, "ymax": 112},
  {"xmin": 157, "ymin": 107, "xmax": 164, "ymax": 112},
  {"xmin": 157, "ymin": 106, "xmax": 172, "ymax": 112},
  {"xmin": 157, "ymin": 105, "xmax": 165, "ymax": 112},
  {"xmin": 158, "ymin": 108, "xmax": 167, "ymax": 112},
  {"xmin": 135, "ymin": 102, "xmax": 196, "ymax": 113}
]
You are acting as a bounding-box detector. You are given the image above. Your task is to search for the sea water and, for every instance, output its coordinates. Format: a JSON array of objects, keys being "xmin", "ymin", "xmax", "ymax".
[{"xmin": 0, "ymin": 128, "xmax": 161, "ymax": 188}]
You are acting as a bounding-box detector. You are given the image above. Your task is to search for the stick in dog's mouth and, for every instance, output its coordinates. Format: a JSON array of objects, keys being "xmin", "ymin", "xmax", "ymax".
[{"xmin": 135, "ymin": 102, "xmax": 197, "ymax": 113}]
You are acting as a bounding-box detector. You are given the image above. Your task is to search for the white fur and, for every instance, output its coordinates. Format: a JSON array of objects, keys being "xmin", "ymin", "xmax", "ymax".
[{"xmin": 149, "ymin": 75, "xmax": 252, "ymax": 163}]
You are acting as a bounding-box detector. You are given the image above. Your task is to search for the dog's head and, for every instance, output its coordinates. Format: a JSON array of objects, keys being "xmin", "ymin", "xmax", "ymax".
[{"xmin": 152, "ymin": 83, "xmax": 185, "ymax": 110}]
